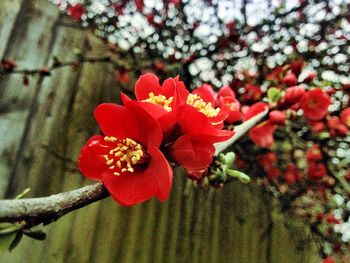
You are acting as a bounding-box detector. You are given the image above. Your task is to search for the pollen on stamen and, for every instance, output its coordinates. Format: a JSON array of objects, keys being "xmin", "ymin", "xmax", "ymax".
[
  {"xmin": 186, "ymin": 93, "xmax": 220, "ymax": 118},
  {"xmin": 103, "ymin": 136, "xmax": 147, "ymax": 176},
  {"xmin": 143, "ymin": 92, "xmax": 174, "ymax": 112}
]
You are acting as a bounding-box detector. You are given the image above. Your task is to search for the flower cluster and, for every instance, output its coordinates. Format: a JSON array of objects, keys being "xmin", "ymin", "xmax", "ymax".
[
  {"xmin": 225, "ymin": 59, "xmax": 350, "ymax": 260},
  {"xmin": 78, "ymin": 73, "xmax": 235, "ymax": 206}
]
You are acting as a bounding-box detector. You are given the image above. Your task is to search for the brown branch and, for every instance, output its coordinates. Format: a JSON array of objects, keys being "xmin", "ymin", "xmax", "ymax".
[
  {"xmin": 0, "ymin": 56, "xmax": 127, "ymax": 77},
  {"xmin": 0, "ymin": 182, "xmax": 109, "ymax": 226}
]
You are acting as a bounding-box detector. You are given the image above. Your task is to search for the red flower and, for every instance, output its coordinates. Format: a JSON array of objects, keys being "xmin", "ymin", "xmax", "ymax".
[
  {"xmin": 159, "ymin": 105, "xmax": 234, "ymax": 178},
  {"xmin": 67, "ymin": 3, "xmax": 85, "ymax": 21},
  {"xmin": 290, "ymin": 60, "xmax": 304, "ymax": 76},
  {"xmin": 217, "ymin": 85, "xmax": 241, "ymax": 123},
  {"xmin": 241, "ymin": 83, "xmax": 262, "ymax": 102},
  {"xmin": 310, "ymin": 121, "xmax": 325, "ymax": 133},
  {"xmin": 191, "ymin": 84, "xmax": 228, "ymax": 126},
  {"xmin": 283, "ymin": 73, "xmax": 298, "ymax": 87},
  {"xmin": 282, "ymin": 86, "xmax": 305, "ymax": 107},
  {"xmin": 269, "ymin": 110, "xmax": 285, "ymax": 125},
  {"xmin": 306, "ymin": 145, "xmax": 323, "ymax": 161},
  {"xmin": 242, "ymin": 102, "xmax": 268, "ymax": 121},
  {"xmin": 78, "ymin": 103, "xmax": 173, "ymax": 206},
  {"xmin": 130, "ymin": 73, "xmax": 228, "ymax": 126},
  {"xmin": 249, "ymin": 121, "xmax": 277, "ymax": 148},
  {"xmin": 303, "ymin": 72, "xmax": 317, "ymax": 83},
  {"xmin": 327, "ymin": 116, "xmax": 349, "ymax": 137},
  {"xmin": 307, "ymin": 161, "xmax": 327, "ymax": 180},
  {"xmin": 265, "ymin": 167, "xmax": 281, "ymax": 179},
  {"xmin": 124, "ymin": 73, "xmax": 187, "ymax": 119},
  {"xmin": 115, "ymin": 70, "xmax": 131, "ymax": 84},
  {"xmin": 300, "ymin": 89, "xmax": 331, "ymax": 121},
  {"xmin": 217, "ymin": 96, "xmax": 241, "ymax": 123},
  {"xmin": 285, "ymin": 164, "xmax": 302, "ymax": 184},
  {"xmin": 322, "ymin": 257, "xmax": 335, "ymax": 263},
  {"xmin": 135, "ymin": 0, "xmax": 145, "ymax": 12},
  {"xmin": 217, "ymin": 85, "xmax": 236, "ymax": 98},
  {"xmin": 341, "ymin": 107, "xmax": 350, "ymax": 127}
]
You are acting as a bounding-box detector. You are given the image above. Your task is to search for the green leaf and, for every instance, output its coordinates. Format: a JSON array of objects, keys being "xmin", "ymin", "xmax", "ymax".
[
  {"xmin": 15, "ymin": 188, "xmax": 31, "ymax": 199},
  {"xmin": 267, "ymin": 87, "xmax": 282, "ymax": 103},
  {"xmin": 23, "ymin": 230, "xmax": 46, "ymax": 241},
  {"xmin": 0, "ymin": 233, "xmax": 16, "ymax": 257},
  {"xmin": 9, "ymin": 232, "xmax": 23, "ymax": 252}
]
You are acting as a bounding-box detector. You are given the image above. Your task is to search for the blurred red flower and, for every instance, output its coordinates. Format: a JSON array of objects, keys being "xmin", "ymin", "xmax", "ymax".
[
  {"xmin": 67, "ymin": 3, "xmax": 85, "ymax": 21},
  {"xmin": 249, "ymin": 121, "xmax": 277, "ymax": 148},
  {"xmin": 301, "ymin": 89, "xmax": 330, "ymax": 121}
]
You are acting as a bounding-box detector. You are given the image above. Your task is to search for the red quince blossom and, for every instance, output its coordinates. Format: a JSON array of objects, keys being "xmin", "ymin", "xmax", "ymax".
[
  {"xmin": 327, "ymin": 116, "xmax": 349, "ymax": 137},
  {"xmin": 135, "ymin": 0, "xmax": 145, "ymax": 11},
  {"xmin": 241, "ymin": 83, "xmax": 263, "ymax": 102},
  {"xmin": 158, "ymin": 104, "xmax": 234, "ymax": 178},
  {"xmin": 217, "ymin": 85, "xmax": 241, "ymax": 123},
  {"xmin": 122, "ymin": 73, "xmax": 187, "ymax": 120},
  {"xmin": 281, "ymin": 86, "xmax": 305, "ymax": 107},
  {"xmin": 191, "ymin": 84, "xmax": 228, "ymax": 126},
  {"xmin": 249, "ymin": 120, "xmax": 277, "ymax": 148},
  {"xmin": 322, "ymin": 257, "xmax": 335, "ymax": 263},
  {"xmin": 300, "ymin": 88, "xmax": 331, "ymax": 121},
  {"xmin": 283, "ymin": 73, "xmax": 298, "ymax": 87},
  {"xmin": 217, "ymin": 96, "xmax": 241, "ymax": 123},
  {"xmin": 67, "ymin": 3, "xmax": 85, "ymax": 21},
  {"xmin": 306, "ymin": 145, "xmax": 323, "ymax": 161},
  {"xmin": 284, "ymin": 164, "xmax": 302, "ymax": 184},
  {"xmin": 242, "ymin": 102, "xmax": 269, "ymax": 121},
  {"xmin": 326, "ymin": 214, "xmax": 341, "ymax": 224},
  {"xmin": 309, "ymin": 121, "xmax": 326, "ymax": 133},
  {"xmin": 269, "ymin": 110, "xmax": 285, "ymax": 125},
  {"xmin": 78, "ymin": 103, "xmax": 173, "ymax": 206},
  {"xmin": 217, "ymin": 85, "xmax": 236, "ymax": 98},
  {"xmin": 303, "ymin": 72, "xmax": 317, "ymax": 83},
  {"xmin": 265, "ymin": 166, "xmax": 281, "ymax": 179},
  {"xmin": 290, "ymin": 60, "xmax": 304, "ymax": 76},
  {"xmin": 307, "ymin": 161, "xmax": 327, "ymax": 180},
  {"xmin": 340, "ymin": 107, "xmax": 350, "ymax": 127},
  {"xmin": 115, "ymin": 70, "xmax": 131, "ymax": 84},
  {"xmin": 128, "ymin": 73, "xmax": 228, "ymax": 127}
]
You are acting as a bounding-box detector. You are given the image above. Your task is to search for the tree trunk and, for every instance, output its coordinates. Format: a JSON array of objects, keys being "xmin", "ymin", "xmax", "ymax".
[{"xmin": 0, "ymin": 0, "xmax": 321, "ymax": 262}]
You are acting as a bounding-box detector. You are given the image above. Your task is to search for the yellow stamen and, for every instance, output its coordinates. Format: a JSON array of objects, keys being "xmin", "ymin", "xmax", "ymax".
[
  {"xmin": 143, "ymin": 92, "xmax": 174, "ymax": 112},
  {"xmin": 103, "ymin": 136, "xmax": 146, "ymax": 176},
  {"xmin": 186, "ymin": 93, "xmax": 220, "ymax": 118}
]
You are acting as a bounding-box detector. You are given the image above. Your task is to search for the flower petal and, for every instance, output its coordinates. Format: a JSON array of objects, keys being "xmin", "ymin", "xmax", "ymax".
[
  {"xmin": 170, "ymin": 135, "xmax": 215, "ymax": 171},
  {"xmin": 103, "ymin": 170, "xmax": 159, "ymax": 206},
  {"xmin": 135, "ymin": 73, "xmax": 162, "ymax": 100},
  {"xmin": 78, "ymin": 135, "xmax": 110, "ymax": 180},
  {"xmin": 147, "ymin": 146, "xmax": 173, "ymax": 202},
  {"xmin": 102, "ymin": 146, "xmax": 173, "ymax": 206},
  {"xmin": 94, "ymin": 103, "xmax": 162, "ymax": 147}
]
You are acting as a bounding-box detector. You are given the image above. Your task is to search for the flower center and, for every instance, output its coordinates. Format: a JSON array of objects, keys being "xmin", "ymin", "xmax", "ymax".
[
  {"xmin": 186, "ymin": 94, "xmax": 220, "ymax": 118},
  {"xmin": 143, "ymin": 92, "xmax": 174, "ymax": 112},
  {"xmin": 103, "ymin": 136, "xmax": 148, "ymax": 176},
  {"xmin": 308, "ymin": 99, "xmax": 319, "ymax": 109}
]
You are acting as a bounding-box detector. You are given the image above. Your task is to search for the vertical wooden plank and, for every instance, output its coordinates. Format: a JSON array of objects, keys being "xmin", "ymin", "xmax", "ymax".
[
  {"xmin": 0, "ymin": 0, "xmax": 23, "ymax": 58},
  {"xmin": 0, "ymin": 0, "xmax": 60, "ymax": 198}
]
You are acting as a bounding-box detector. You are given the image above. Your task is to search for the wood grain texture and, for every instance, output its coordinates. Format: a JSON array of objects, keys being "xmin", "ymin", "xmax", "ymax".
[{"xmin": 0, "ymin": 0, "xmax": 321, "ymax": 262}]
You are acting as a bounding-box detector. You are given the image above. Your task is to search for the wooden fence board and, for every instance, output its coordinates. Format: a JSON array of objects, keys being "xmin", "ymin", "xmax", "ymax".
[{"xmin": 0, "ymin": 0, "xmax": 321, "ymax": 262}]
